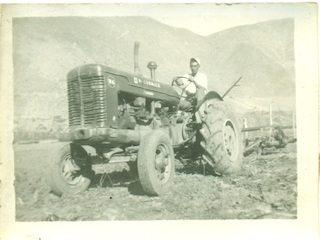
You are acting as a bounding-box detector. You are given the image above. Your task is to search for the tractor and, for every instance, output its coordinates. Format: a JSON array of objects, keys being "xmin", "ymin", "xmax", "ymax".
[{"xmin": 47, "ymin": 42, "xmax": 243, "ymax": 196}]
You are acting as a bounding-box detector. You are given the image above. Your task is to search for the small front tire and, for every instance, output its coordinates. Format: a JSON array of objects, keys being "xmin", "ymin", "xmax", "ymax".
[
  {"xmin": 137, "ymin": 130, "xmax": 175, "ymax": 196},
  {"xmin": 46, "ymin": 144, "xmax": 93, "ymax": 196}
]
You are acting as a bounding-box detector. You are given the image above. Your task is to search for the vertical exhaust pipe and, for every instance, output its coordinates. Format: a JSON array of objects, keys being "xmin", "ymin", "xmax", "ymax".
[{"xmin": 134, "ymin": 41, "xmax": 141, "ymax": 75}]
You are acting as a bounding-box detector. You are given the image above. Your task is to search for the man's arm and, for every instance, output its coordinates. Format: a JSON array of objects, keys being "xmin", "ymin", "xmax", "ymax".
[
  {"xmin": 189, "ymin": 75, "xmax": 207, "ymax": 90},
  {"xmin": 189, "ymin": 77, "xmax": 204, "ymax": 89}
]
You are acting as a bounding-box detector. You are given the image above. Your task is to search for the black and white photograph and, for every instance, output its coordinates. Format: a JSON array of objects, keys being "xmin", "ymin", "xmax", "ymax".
[{"xmin": 0, "ymin": 2, "xmax": 318, "ymax": 239}]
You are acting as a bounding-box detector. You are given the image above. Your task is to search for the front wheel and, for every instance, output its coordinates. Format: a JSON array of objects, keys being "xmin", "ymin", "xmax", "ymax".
[
  {"xmin": 137, "ymin": 130, "xmax": 175, "ymax": 196},
  {"xmin": 46, "ymin": 144, "xmax": 93, "ymax": 196}
]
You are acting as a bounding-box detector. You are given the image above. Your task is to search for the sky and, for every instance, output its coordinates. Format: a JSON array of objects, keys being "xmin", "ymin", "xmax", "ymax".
[
  {"xmin": 149, "ymin": 3, "xmax": 305, "ymax": 35},
  {"xmin": 6, "ymin": 3, "xmax": 312, "ymax": 35},
  {"xmin": 105, "ymin": 3, "xmax": 305, "ymax": 36}
]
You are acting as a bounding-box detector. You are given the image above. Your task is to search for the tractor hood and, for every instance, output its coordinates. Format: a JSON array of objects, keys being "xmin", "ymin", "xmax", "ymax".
[{"xmin": 67, "ymin": 64, "xmax": 180, "ymax": 105}]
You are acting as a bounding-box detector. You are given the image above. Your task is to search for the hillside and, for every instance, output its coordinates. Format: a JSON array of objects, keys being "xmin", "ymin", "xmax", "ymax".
[
  {"xmin": 206, "ymin": 19, "xmax": 295, "ymax": 99},
  {"xmin": 13, "ymin": 17, "xmax": 211, "ymax": 118},
  {"xmin": 12, "ymin": 17, "xmax": 295, "ymax": 138}
]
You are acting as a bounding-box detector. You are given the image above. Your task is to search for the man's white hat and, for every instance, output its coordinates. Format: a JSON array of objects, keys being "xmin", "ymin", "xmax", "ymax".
[{"xmin": 190, "ymin": 58, "xmax": 201, "ymax": 66}]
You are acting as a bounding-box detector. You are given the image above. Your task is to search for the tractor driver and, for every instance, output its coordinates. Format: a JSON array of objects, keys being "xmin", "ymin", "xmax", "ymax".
[{"xmin": 173, "ymin": 58, "xmax": 208, "ymax": 111}]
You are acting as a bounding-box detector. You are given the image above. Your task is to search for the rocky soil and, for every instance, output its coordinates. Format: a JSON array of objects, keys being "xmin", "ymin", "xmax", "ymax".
[{"xmin": 14, "ymin": 141, "xmax": 297, "ymax": 221}]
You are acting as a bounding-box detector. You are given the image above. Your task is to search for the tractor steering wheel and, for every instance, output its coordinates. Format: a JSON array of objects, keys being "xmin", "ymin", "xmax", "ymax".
[{"xmin": 171, "ymin": 76, "xmax": 196, "ymax": 99}]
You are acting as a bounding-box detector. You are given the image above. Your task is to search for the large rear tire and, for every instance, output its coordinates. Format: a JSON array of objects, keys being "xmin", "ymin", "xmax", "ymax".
[
  {"xmin": 137, "ymin": 130, "xmax": 175, "ymax": 196},
  {"xmin": 199, "ymin": 100, "xmax": 243, "ymax": 175},
  {"xmin": 47, "ymin": 144, "xmax": 93, "ymax": 196}
]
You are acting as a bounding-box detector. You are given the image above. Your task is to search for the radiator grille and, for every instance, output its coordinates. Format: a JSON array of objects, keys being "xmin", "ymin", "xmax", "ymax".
[{"xmin": 68, "ymin": 75, "xmax": 107, "ymax": 127}]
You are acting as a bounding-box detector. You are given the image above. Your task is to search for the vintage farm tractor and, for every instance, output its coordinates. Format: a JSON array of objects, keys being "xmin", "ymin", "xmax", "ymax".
[{"xmin": 47, "ymin": 42, "xmax": 243, "ymax": 196}]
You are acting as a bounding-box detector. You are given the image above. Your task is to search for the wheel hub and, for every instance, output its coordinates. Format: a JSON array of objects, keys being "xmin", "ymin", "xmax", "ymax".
[
  {"xmin": 154, "ymin": 144, "xmax": 171, "ymax": 182},
  {"xmin": 223, "ymin": 120, "xmax": 238, "ymax": 162},
  {"xmin": 62, "ymin": 155, "xmax": 84, "ymax": 186}
]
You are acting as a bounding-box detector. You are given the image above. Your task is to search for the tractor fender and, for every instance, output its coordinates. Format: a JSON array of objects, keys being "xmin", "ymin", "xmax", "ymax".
[{"xmin": 195, "ymin": 91, "xmax": 223, "ymax": 111}]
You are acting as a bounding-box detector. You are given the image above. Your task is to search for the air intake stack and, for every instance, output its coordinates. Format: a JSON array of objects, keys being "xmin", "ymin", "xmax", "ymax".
[{"xmin": 147, "ymin": 61, "xmax": 158, "ymax": 80}]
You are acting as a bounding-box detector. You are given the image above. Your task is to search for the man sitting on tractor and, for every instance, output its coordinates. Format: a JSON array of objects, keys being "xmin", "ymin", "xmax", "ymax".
[{"xmin": 173, "ymin": 58, "xmax": 208, "ymax": 111}]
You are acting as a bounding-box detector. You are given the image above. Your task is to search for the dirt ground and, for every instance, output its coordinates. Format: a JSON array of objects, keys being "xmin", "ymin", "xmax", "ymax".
[{"xmin": 14, "ymin": 141, "xmax": 297, "ymax": 221}]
